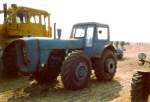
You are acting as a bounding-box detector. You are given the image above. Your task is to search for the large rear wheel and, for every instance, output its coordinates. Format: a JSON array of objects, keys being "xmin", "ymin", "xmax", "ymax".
[
  {"xmin": 2, "ymin": 43, "xmax": 18, "ymax": 78},
  {"xmin": 93, "ymin": 50, "xmax": 117, "ymax": 81},
  {"xmin": 61, "ymin": 51, "xmax": 91, "ymax": 90}
]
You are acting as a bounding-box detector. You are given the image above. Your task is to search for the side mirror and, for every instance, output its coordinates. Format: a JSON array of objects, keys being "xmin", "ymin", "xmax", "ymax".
[{"xmin": 138, "ymin": 53, "xmax": 146, "ymax": 60}]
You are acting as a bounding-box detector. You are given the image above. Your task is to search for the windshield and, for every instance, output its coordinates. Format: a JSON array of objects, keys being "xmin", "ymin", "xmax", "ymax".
[
  {"xmin": 0, "ymin": 13, "xmax": 4, "ymax": 24},
  {"xmin": 16, "ymin": 12, "xmax": 28, "ymax": 23},
  {"xmin": 73, "ymin": 26, "xmax": 86, "ymax": 38}
]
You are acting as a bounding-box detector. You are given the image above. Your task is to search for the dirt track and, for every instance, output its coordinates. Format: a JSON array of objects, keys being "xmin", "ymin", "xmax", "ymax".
[{"xmin": 0, "ymin": 44, "xmax": 150, "ymax": 102}]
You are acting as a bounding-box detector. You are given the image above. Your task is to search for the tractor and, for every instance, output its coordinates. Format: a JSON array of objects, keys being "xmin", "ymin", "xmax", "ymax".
[
  {"xmin": 116, "ymin": 48, "xmax": 124, "ymax": 60},
  {"xmin": 0, "ymin": 3, "xmax": 52, "ymax": 58},
  {"xmin": 0, "ymin": 4, "xmax": 52, "ymax": 77},
  {"xmin": 131, "ymin": 53, "xmax": 150, "ymax": 102},
  {"xmin": 2, "ymin": 21, "xmax": 117, "ymax": 90}
]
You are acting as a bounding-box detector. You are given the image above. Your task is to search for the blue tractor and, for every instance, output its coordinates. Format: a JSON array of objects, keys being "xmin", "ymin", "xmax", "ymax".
[
  {"xmin": 116, "ymin": 48, "xmax": 124, "ymax": 60},
  {"xmin": 2, "ymin": 22, "xmax": 117, "ymax": 90}
]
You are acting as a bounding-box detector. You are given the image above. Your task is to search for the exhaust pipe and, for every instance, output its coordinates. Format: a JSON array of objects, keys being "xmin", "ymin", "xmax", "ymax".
[
  {"xmin": 54, "ymin": 23, "xmax": 56, "ymax": 39},
  {"xmin": 3, "ymin": 3, "xmax": 7, "ymax": 23}
]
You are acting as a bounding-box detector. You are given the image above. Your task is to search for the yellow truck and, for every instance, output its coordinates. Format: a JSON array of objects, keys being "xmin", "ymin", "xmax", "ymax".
[{"xmin": 0, "ymin": 3, "xmax": 52, "ymax": 52}]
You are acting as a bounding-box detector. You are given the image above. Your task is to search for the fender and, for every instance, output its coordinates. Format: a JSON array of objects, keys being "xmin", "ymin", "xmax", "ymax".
[
  {"xmin": 104, "ymin": 44, "xmax": 116, "ymax": 53},
  {"xmin": 1, "ymin": 38, "xmax": 18, "ymax": 49},
  {"xmin": 97, "ymin": 44, "xmax": 116, "ymax": 58}
]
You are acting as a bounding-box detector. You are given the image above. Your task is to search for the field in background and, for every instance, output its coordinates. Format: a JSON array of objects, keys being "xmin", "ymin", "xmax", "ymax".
[{"xmin": 0, "ymin": 44, "xmax": 150, "ymax": 102}]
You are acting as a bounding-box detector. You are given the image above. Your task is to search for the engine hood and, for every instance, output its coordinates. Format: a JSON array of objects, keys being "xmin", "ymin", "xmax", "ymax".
[{"xmin": 20, "ymin": 37, "xmax": 84, "ymax": 50}]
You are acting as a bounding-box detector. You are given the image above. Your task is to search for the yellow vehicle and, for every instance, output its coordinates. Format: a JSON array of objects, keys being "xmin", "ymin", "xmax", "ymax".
[{"xmin": 0, "ymin": 4, "xmax": 52, "ymax": 50}]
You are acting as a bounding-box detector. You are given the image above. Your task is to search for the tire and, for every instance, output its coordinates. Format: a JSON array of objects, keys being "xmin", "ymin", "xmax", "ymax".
[
  {"xmin": 2, "ymin": 44, "xmax": 18, "ymax": 78},
  {"xmin": 34, "ymin": 52, "xmax": 64, "ymax": 84},
  {"xmin": 61, "ymin": 51, "xmax": 91, "ymax": 90},
  {"xmin": 93, "ymin": 50, "xmax": 117, "ymax": 81},
  {"xmin": 131, "ymin": 72, "xmax": 148, "ymax": 102},
  {"xmin": 0, "ymin": 58, "xmax": 3, "ymax": 78}
]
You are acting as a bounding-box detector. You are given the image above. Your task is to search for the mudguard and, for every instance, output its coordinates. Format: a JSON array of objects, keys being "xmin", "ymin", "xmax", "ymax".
[{"xmin": 96, "ymin": 44, "xmax": 116, "ymax": 58}]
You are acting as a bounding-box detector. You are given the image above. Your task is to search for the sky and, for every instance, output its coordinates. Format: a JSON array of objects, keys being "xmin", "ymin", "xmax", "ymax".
[{"xmin": 0, "ymin": 0, "xmax": 150, "ymax": 43}]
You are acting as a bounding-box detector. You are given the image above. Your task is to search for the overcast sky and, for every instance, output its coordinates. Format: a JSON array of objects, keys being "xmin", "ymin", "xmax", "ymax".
[{"xmin": 0, "ymin": 0, "xmax": 150, "ymax": 42}]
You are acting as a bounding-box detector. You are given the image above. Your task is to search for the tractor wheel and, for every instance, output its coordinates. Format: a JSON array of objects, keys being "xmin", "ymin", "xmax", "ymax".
[
  {"xmin": 93, "ymin": 50, "xmax": 117, "ymax": 81},
  {"xmin": 144, "ymin": 73, "xmax": 150, "ymax": 101},
  {"xmin": 131, "ymin": 72, "xmax": 146, "ymax": 102},
  {"xmin": 61, "ymin": 51, "xmax": 91, "ymax": 90},
  {"xmin": 2, "ymin": 44, "xmax": 18, "ymax": 78},
  {"xmin": 34, "ymin": 52, "xmax": 64, "ymax": 84}
]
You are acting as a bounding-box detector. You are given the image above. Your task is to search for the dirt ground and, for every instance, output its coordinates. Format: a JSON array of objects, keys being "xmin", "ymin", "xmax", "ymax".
[{"xmin": 0, "ymin": 44, "xmax": 150, "ymax": 102}]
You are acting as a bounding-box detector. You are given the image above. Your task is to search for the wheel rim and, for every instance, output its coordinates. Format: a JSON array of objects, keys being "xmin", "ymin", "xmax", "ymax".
[
  {"xmin": 75, "ymin": 62, "xmax": 88, "ymax": 81},
  {"xmin": 105, "ymin": 58, "xmax": 116, "ymax": 74}
]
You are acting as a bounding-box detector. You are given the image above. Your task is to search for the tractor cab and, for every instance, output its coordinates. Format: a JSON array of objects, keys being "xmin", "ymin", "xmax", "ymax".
[
  {"xmin": 71, "ymin": 22, "xmax": 109, "ymax": 41},
  {"xmin": 70, "ymin": 22, "xmax": 110, "ymax": 56},
  {"xmin": 0, "ymin": 4, "xmax": 52, "ymax": 38}
]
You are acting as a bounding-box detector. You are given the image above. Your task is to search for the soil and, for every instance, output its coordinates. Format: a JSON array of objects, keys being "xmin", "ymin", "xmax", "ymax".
[{"xmin": 0, "ymin": 44, "xmax": 150, "ymax": 102}]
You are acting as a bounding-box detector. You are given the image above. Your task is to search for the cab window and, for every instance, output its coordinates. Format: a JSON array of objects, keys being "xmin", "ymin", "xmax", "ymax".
[
  {"xmin": 97, "ymin": 27, "xmax": 108, "ymax": 40},
  {"xmin": 73, "ymin": 27, "xmax": 86, "ymax": 38},
  {"xmin": 16, "ymin": 12, "xmax": 28, "ymax": 23},
  {"xmin": 30, "ymin": 15, "xmax": 40, "ymax": 24}
]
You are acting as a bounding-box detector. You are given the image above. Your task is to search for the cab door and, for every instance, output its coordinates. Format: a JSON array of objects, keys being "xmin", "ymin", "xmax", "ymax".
[
  {"xmin": 93, "ymin": 26, "xmax": 109, "ymax": 56},
  {"xmin": 84, "ymin": 26, "xmax": 95, "ymax": 56}
]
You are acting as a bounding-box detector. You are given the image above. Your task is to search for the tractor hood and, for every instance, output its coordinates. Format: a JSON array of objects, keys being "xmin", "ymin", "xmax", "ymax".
[
  {"xmin": 39, "ymin": 38, "xmax": 84, "ymax": 49},
  {"xmin": 12, "ymin": 37, "xmax": 84, "ymax": 73},
  {"xmin": 21, "ymin": 37, "xmax": 84, "ymax": 50}
]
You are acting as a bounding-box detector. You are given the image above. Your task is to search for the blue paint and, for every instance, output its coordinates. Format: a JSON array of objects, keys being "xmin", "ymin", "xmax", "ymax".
[
  {"xmin": 10, "ymin": 22, "xmax": 115, "ymax": 74},
  {"xmin": 16, "ymin": 39, "xmax": 40, "ymax": 73},
  {"xmin": 16, "ymin": 37, "xmax": 84, "ymax": 73},
  {"xmin": 36, "ymin": 38, "xmax": 84, "ymax": 66}
]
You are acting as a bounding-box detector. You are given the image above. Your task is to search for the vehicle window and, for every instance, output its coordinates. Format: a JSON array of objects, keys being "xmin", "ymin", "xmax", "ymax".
[
  {"xmin": 16, "ymin": 12, "xmax": 28, "ymax": 23},
  {"xmin": 41, "ymin": 15, "xmax": 45, "ymax": 25},
  {"xmin": 86, "ymin": 26, "xmax": 94, "ymax": 47},
  {"xmin": 44, "ymin": 16, "xmax": 48, "ymax": 31},
  {"xmin": 97, "ymin": 27, "xmax": 108, "ymax": 40},
  {"xmin": 30, "ymin": 15, "xmax": 35, "ymax": 23},
  {"xmin": 35, "ymin": 15, "xmax": 40, "ymax": 23},
  {"xmin": 29, "ymin": 14, "xmax": 40, "ymax": 24},
  {"xmin": 0, "ymin": 14, "xmax": 3, "ymax": 24},
  {"xmin": 74, "ymin": 27, "xmax": 85, "ymax": 38}
]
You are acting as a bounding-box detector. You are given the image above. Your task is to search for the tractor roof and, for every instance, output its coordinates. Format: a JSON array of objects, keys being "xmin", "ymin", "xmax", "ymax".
[
  {"xmin": 73, "ymin": 22, "xmax": 109, "ymax": 28},
  {"xmin": 0, "ymin": 4, "xmax": 49, "ymax": 16},
  {"xmin": 14, "ymin": 6, "xmax": 50, "ymax": 15}
]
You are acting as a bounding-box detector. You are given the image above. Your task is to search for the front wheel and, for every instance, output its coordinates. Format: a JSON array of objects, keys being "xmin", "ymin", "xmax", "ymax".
[
  {"xmin": 93, "ymin": 50, "xmax": 117, "ymax": 81},
  {"xmin": 61, "ymin": 51, "xmax": 91, "ymax": 90}
]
